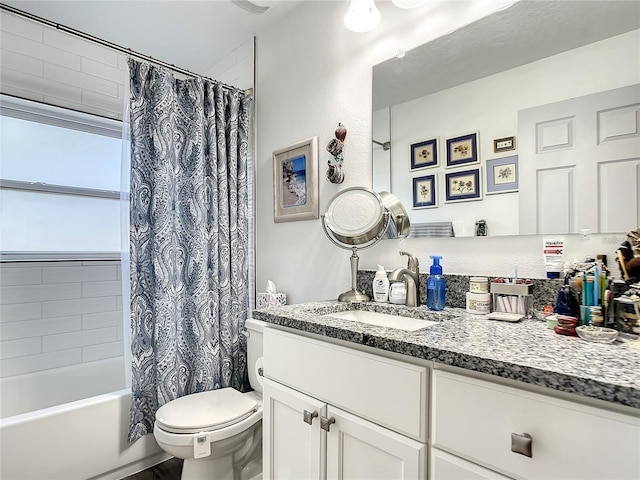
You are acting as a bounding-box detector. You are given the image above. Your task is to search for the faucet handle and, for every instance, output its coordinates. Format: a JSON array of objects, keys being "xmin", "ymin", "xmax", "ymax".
[{"xmin": 400, "ymin": 251, "xmax": 419, "ymax": 269}]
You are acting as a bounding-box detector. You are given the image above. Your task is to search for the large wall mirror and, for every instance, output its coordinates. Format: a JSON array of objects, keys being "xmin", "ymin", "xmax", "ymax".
[{"xmin": 373, "ymin": 0, "xmax": 640, "ymax": 238}]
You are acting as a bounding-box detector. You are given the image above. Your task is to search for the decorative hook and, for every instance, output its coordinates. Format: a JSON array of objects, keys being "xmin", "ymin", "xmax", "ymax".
[{"xmin": 326, "ymin": 123, "xmax": 347, "ymax": 184}]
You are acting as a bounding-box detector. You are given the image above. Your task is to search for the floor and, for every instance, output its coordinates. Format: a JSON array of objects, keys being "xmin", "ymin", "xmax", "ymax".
[{"xmin": 122, "ymin": 458, "xmax": 183, "ymax": 480}]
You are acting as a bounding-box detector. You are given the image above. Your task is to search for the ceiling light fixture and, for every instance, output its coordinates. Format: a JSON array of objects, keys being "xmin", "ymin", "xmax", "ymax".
[
  {"xmin": 391, "ymin": 0, "xmax": 427, "ymax": 8},
  {"xmin": 344, "ymin": 0, "xmax": 382, "ymax": 33},
  {"xmin": 231, "ymin": 0, "xmax": 270, "ymax": 15}
]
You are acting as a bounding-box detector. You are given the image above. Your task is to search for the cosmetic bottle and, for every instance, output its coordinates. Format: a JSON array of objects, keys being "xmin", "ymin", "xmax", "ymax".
[{"xmin": 372, "ymin": 264, "xmax": 390, "ymax": 303}]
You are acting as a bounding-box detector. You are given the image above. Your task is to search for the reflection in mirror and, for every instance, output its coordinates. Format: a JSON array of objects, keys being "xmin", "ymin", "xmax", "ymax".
[{"xmin": 373, "ymin": 0, "xmax": 640, "ymax": 237}]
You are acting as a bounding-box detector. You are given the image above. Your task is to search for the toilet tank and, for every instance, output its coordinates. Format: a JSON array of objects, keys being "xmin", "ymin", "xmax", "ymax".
[{"xmin": 245, "ymin": 318, "xmax": 265, "ymax": 393}]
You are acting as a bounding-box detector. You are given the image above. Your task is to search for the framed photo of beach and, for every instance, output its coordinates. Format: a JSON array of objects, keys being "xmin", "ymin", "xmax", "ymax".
[{"xmin": 273, "ymin": 136, "xmax": 319, "ymax": 222}]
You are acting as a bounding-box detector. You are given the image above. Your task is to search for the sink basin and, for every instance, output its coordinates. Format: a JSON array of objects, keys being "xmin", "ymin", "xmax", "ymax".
[{"xmin": 323, "ymin": 310, "xmax": 438, "ymax": 331}]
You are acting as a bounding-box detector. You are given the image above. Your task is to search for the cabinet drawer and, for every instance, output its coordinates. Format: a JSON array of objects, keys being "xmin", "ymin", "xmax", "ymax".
[
  {"xmin": 432, "ymin": 370, "xmax": 640, "ymax": 479},
  {"xmin": 430, "ymin": 448, "xmax": 511, "ymax": 480},
  {"xmin": 264, "ymin": 328, "xmax": 428, "ymax": 441}
]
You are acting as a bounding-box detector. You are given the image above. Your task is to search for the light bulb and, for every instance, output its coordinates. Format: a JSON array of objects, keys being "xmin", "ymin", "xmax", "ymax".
[{"xmin": 344, "ymin": 0, "xmax": 382, "ymax": 33}]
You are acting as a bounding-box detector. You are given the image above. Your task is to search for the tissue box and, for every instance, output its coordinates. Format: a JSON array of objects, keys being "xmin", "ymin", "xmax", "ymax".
[{"xmin": 257, "ymin": 292, "xmax": 287, "ymax": 309}]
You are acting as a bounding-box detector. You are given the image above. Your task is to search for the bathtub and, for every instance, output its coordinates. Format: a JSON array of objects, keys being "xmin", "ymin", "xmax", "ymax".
[{"xmin": 0, "ymin": 388, "xmax": 168, "ymax": 480}]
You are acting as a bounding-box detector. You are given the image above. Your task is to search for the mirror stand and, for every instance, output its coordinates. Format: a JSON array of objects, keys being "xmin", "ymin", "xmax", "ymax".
[
  {"xmin": 322, "ymin": 187, "xmax": 409, "ymax": 303},
  {"xmin": 338, "ymin": 246, "xmax": 370, "ymax": 303}
]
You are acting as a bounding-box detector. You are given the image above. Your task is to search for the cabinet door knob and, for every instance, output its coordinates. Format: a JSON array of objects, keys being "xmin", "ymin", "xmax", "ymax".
[
  {"xmin": 320, "ymin": 416, "xmax": 336, "ymax": 432},
  {"xmin": 511, "ymin": 432, "xmax": 533, "ymax": 458},
  {"xmin": 303, "ymin": 410, "xmax": 318, "ymax": 425}
]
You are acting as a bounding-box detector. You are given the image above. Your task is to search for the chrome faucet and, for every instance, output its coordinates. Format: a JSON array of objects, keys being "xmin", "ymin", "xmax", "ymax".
[{"xmin": 388, "ymin": 251, "xmax": 420, "ymax": 307}]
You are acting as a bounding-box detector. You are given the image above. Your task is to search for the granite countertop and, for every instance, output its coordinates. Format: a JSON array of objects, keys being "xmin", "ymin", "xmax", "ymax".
[{"xmin": 252, "ymin": 301, "xmax": 640, "ymax": 410}]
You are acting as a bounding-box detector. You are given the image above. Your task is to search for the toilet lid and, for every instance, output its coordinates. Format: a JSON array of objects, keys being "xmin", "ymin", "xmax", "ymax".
[{"xmin": 155, "ymin": 388, "xmax": 258, "ymax": 434}]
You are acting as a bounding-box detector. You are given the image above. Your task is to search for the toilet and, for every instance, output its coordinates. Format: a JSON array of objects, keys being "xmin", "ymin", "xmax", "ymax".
[{"xmin": 153, "ymin": 318, "xmax": 265, "ymax": 480}]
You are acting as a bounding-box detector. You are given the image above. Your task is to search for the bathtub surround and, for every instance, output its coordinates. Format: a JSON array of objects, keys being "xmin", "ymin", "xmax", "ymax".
[
  {"xmin": 127, "ymin": 59, "xmax": 252, "ymax": 442},
  {"xmin": 0, "ymin": 259, "xmax": 125, "ymax": 417}
]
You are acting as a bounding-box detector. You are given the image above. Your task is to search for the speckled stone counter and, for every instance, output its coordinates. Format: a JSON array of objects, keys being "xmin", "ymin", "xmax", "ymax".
[{"xmin": 253, "ymin": 301, "xmax": 640, "ymax": 410}]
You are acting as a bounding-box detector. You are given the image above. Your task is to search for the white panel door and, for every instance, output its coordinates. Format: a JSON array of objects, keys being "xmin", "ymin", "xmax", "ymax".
[
  {"xmin": 519, "ymin": 84, "xmax": 640, "ymax": 234},
  {"xmin": 326, "ymin": 405, "xmax": 426, "ymax": 480},
  {"xmin": 263, "ymin": 378, "xmax": 326, "ymax": 480}
]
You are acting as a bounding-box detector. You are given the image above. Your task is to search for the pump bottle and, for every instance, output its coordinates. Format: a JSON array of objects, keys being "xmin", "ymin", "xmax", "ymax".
[
  {"xmin": 426, "ymin": 255, "xmax": 446, "ymax": 311},
  {"xmin": 372, "ymin": 264, "xmax": 390, "ymax": 302}
]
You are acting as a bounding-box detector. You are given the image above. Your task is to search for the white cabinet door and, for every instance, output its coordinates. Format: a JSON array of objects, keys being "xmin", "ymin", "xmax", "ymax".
[
  {"xmin": 326, "ymin": 405, "xmax": 426, "ymax": 480},
  {"xmin": 431, "ymin": 448, "xmax": 512, "ymax": 480},
  {"xmin": 263, "ymin": 378, "xmax": 326, "ymax": 480}
]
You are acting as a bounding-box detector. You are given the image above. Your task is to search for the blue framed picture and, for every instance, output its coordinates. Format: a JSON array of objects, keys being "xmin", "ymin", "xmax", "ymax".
[
  {"xmin": 446, "ymin": 132, "xmax": 478, "ymax": 168},
  {"xmin": 486, "ymin": 155, "xmax": 518, "ymax": 194},
  {"xmin": 412, "ymin": 174, "xmax": 437, "ymax": 208},
  {"xmin": 410, "ymin": 138, "xmax": 438, "ymax": 170},
  {"xmin": 445, "ymin": 168, "xmax": 482, "ymax": 203}
]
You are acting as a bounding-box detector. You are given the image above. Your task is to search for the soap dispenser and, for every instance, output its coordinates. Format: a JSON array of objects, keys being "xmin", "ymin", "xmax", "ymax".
[
  {"xmin": 427, "ymin": 255, "xmax": 446, "ymax": 311},
  {"xmin": 373, "ymin": 264, "xmax": 390, "ymax": 303}
]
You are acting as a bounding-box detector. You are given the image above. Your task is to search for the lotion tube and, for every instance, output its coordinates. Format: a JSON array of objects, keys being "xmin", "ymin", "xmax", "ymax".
[{"xmin": 543, "ymin": 237, "xmax": 565, "ymax": 278}]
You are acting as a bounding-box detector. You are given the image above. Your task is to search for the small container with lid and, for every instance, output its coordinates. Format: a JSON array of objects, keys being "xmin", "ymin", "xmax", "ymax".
[
  {"xmin": 590, "ymin": 306, "xmax": 604, "ymax": 326},
  {"xmin": 469, "ymin": 277, "xmax": 489, "ymax": 294},
  {"xmin": 389, "ymin": 282, "xmax": 407, "ymax": 305},
  {"xmin": 466, "ymin": 292, "xmax": 491, "ymax": 314}
]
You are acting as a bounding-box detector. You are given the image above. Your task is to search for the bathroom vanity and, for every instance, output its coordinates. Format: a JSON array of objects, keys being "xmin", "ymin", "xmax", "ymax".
[{"xmin": 254, "ymin": 302, "xmax": 640, "ymax": 480}]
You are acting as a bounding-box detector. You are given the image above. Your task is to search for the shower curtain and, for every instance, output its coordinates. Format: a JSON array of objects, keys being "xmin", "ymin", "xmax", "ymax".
[{"xmin": 126, "ymin": 59, "xmax": 252, "ymax": 442}]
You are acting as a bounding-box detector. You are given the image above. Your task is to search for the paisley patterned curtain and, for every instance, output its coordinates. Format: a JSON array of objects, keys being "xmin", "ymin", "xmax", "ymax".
[{"xmin": 126, "ymin": 59, "xmax": 252, "ymax": 442}]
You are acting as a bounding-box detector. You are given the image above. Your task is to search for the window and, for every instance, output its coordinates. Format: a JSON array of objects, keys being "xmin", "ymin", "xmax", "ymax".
[
  {"xmin": 0, "ymin": 95, "xmax": 123, "ymax": 255},
  {"xmin": 0, "ymin": 96, "xmax": 127, "ymax": 418}
]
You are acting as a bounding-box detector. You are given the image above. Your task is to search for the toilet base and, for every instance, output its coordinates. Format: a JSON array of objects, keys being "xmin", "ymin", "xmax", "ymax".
[{"xmin": 182, "ymin": 454, "xmax": 233, "ymax": 480}]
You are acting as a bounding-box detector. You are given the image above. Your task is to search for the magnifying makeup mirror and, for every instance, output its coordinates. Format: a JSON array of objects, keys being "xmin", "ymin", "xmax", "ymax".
[{"xmin": 321, "ymin": 187, "xmax": 410, "ymax": 302}]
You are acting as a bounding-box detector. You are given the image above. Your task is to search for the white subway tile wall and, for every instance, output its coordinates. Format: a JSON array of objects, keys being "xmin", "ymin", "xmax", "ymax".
[
  {"xmin": 1, "ymin": 10, "xmax": 127, "ymax": 119},
  {"xmin": 203, "ymin": 38, "xmax": 254, "ymax": 91},
  {"xmin": 1, "ymin": 10, "xmax": 254, "ymax": 120},
  {"xmin": 0, "ymin": 260, "xmax": 124, "ymax": 379}
]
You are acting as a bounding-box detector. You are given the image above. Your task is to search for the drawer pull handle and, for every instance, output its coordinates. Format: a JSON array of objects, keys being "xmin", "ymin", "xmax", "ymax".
[
  {"xmin": 303, "ymin": 410, "xmax": 318, "ymax": 425},
  {"xmin": 320, "ymin": 416, "xmax": 336, "ymax": 432},
  {"xmin": 511, "ymin": 432, "xmax": 533, "ymax": 458}
]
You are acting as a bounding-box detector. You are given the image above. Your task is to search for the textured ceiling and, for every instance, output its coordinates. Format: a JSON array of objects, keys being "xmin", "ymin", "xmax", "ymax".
[{"xmin": 373, "ymin": 0, "xmax": 640, "ymax": 110}]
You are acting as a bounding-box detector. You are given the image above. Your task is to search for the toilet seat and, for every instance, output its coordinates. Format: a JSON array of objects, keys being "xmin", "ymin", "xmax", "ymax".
[{"xmin": 156, "ymin": 388, "xmax": 258, "ymax": 434}]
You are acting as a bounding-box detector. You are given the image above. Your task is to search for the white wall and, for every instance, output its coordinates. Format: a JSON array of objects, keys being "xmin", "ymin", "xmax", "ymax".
[
  {"xmin": 388, "ymin": 30, "xmax": 640, "ymax": 236},
  {"xmin": 255, "ymin": 0, "xmax": 631, "ymax": 304}
]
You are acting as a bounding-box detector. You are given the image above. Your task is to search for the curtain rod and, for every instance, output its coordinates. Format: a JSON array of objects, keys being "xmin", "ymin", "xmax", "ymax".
[{"xmin": 0, "ymin": 3, "xmax": 252, "ymax": 96}]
